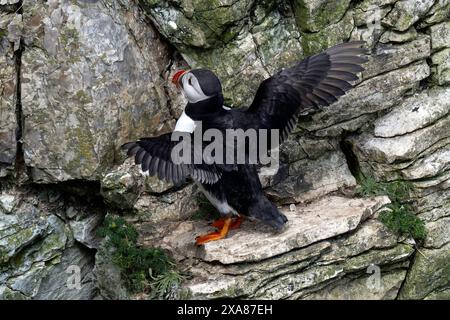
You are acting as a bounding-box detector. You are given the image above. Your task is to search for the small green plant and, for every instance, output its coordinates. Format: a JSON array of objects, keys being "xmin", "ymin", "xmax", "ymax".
[
  {"xmin": 356, "ymin": 175, "xmax": 382, "ymax": 197},
  {"xmin": 356, "ymin": 176, "xmax": 426, "ymax": 242},
  {"xmin": 150, "ymin": 270, "xmax": 186, "ymax": 299},
  {"xmin": 356, "ymin": 176, "xmax": 413, "ymax": 202},
  {"xmin": 190, "ymin": 194, "xmax": 220, "ymax": 221},
  {"xmin": 379, "ymin": 203, "xmax": 427, "ymax": 241},
  {"xmin": 97, "ymin": 216, "xmax": 183, "ymax": 295},
  {"xmin": 384, "ymin": 180, "xmax": 414, "ymax": 203}
]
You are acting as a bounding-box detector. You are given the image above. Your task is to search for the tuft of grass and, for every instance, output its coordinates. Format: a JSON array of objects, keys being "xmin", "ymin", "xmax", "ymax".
[
  {"xmin": 97, "ymin": 216, "xmax": 183, "ymax": 295},
  {"xmin": 379, "ymin": 203, "xmax": 427, "ymax": 241},
  {"xmin": 356, "ymin": 176, "xmax": 413, "ymax": 202},
  {"xmin": 190, "ymin": 194, "xmax": 220, "ymax": 221},
  {"xmin": 356, "ymin": 176, "xmax": 426, "ymax": 242},
  {"xmin": 384, "ymin": 180, "xmax": 414, "ymax": 204},
  {"xmin": 150, "ymin": 270, "xmax": 186, "ymax": 299},
  {"xmin": 355, "ymin": 175, "xmax": 381, "ymax": 197}
]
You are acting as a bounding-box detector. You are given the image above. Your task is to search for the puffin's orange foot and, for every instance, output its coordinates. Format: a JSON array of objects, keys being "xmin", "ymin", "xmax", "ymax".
[
  {"xmin": 196, "ymin": 217, "xmax": 232, "ymax": 245},
  {"xmin": 195, "ymin": 231, "xmax": 226, "ymax": 245},
  {"xmin": 210, "ymin": 217, "xmax": 227, "ymax": 229},
  {"xmin": 211, "ymin": 216, "xmax": 243, "ymax": 230}
]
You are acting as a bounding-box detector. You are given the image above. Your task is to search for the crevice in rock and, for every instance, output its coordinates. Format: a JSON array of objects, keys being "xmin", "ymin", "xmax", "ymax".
[
  {"xmin": 419, "ymin": 57, "xmax": 435, "ymax": 89},
  {"xmin": 135, "ymin": 1, "xmax": 195, "ymax": 50},
  {"xmin": 409, "ymin": 167, "xmax": 450, "ymax": 185},
  {"xmin": 339, "ymin": 133, "xmax": 362, "ymax": 181},
  {"xmin": 408, "ymin": 135, "xmax": 450, "ymax": 166},
  {"xmin": 361, "ymin": 57, "xmax": 429, "ymax": 84},
  {"xmin": 300, "ymin": 112, "xmax": 377, "ymax": 134},
  {"xmin": 190, "ymin": 0, "xmax": 243, "ymax": 13},
  {"xmin": 133, "ymin": 1, "xmax": 189, "ymax": 121},
  {"xmin": 13, "ymin": 58, "xmax": 25, "ymax": 180},
  {"xmin": 0, "ymin": 0, "xmax": 22, "ymax": 13},
  {"xmin": 350, "ymin": 133, "xmax": 450, "ymax": 172},
  {"xmin": 417, "ymin": 181, "xmax": 448, "ymax": 201},
  {"xmin": 395, "ymin": 250, "xmax": 416, "ymax": 299},
  {"xmin": 34, "ymin": 180, "xmax": 104, "ymax": 204},
  {"xmin": 251, "ymin": 34, "xmax": 271, "ymax": 76},
  {"xmin": 161, "ymin": 51, "xmax": 178, "ymax": 121},
  {"xmin": 373, "ymin": 115, "xmax": 450, "ymax": 141},
  {"xmin": 13, "ymin": 1, "xmax": 25, "ymax": 184},
  {"xmin": 34, "ymin": 242, "xmax": 98, "ymax": 299}
]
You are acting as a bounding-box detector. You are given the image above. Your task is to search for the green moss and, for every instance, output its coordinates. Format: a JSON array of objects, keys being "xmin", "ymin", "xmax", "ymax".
[
  {"xmin": 97, "ymin": 216, "xmax": 183, "ymax": 296},
  {"xmin": 300, "ymin": 11, "xmax": 354, "ymax": 56},
  {"xmin": 293, "ymin": 0, "xmax": 310, "ymax": 31},
  {"xmin": 6, "ymin": 227, "xmax": 34, "ymax": 250},
  {"xmin": 138, "ymin": 0, "xmax": 159, "ymax": 9},
  {"xmin": 59, "ymin": 26, "xmax": 81, "ymax": 64},
  {"xmin": 39, "ymin": 231, "xmax": 67, "ymax": 256},
  {"xmin": 1, "ymin": 287, "xmax": 29, "ymax": 300},
  {"xmin": 193, "ymin": 7, "xmax": 241, "ymax": 43},
  {"xmin": 74, "ymin": 90, "xmax": 93, "ymax": 105},
  {"xmin": 60, "ymin": 26, "xmax": 79, "ymax": 48},
  {"xmin": 356, "ymin": 176, "xmax": 426, "ymax": 242},
  {"xmin": 392, "ymin": 14, "xmax": 415, "ymax": 32},
  {"xmin": 99, "ymin": 52, "xmax": 107, "ymax": 61},
  {"xmin": 0, "ymin": 248, "xmax": 7, "ymax": 266},
  {"xmin": 64, "ymin": 126, "xmax": 96, "ymax": 174},
  {"xmin": 0, "ymin": 226, "xmax": 38, "ymax": 267},
  {"xmin": 293, "ymin": 0, "xmax": 351, "ymax": 32},
  {"xmin": 425, "ymin": 288, "xmax": 450, "ymax": 300}
]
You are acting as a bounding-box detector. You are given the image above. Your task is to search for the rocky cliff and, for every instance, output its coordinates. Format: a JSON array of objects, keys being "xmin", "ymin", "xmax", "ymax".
[{"xmin": 0, "ymin": 0, "xmax": 449, "ymax": 300}]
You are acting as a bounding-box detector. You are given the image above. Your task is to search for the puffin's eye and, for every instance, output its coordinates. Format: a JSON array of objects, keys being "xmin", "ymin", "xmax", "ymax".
[{"xmin": 188, "ymin": 78, "xmax": 192, "ymax": 86}]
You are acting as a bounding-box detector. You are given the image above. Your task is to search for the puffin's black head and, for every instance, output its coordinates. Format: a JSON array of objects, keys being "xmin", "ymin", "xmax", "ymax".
[{"xmin": 172, "ymin": 69, "xmax": 222, "ymax": 104}]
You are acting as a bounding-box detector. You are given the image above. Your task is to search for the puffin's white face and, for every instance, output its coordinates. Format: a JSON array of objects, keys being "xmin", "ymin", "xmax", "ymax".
[{"xmin": 180, "ymin": 72, "xmax": 211, "ymax": 103}]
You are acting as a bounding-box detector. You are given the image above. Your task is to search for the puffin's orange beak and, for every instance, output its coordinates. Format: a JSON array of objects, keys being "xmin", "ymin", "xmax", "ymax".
[{"xmin": 172, "ymin": 70, "xmax": 187, "ymax": 88}]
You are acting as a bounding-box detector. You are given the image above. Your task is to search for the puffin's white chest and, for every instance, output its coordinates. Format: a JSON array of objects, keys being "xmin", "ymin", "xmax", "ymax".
[
  {"xmin": 174, "ymin": 111, "xmax": 196, "ymax": 133},
  {"xmin": 174, "ymin": 106, "xmax": 230, "ymax": 133}
]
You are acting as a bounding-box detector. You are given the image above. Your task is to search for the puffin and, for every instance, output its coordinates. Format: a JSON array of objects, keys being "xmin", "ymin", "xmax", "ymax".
[{"xmin": 122, "ymin": 41, "xmax": 368, "ymax": 245}]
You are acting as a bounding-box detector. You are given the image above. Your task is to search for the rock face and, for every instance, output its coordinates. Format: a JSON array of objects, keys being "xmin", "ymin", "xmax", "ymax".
[
  {"xmin": 20, "ymin": 0, "xmax": 176, "ymax": 183},
  {"xmin": 1, "ymin": 0, "xmax": 449, "ymax": 300},
  {"xmin": 0, "ymin": 188, "xmax": 97, "ymax": 299}
]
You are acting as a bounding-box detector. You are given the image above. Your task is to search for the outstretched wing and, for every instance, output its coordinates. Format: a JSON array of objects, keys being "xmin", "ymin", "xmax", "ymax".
[
  {"xmin": 121, "ymin": 132, "xmax": 222, "ymax": 185},
  {"xmin": 246, "ymin": 41, "xmax": 368, "ymax": 141}
]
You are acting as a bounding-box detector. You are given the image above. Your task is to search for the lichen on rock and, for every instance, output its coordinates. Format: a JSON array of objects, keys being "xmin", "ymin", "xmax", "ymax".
[{"xmin": 0, "ymin": 12, "xmax": 17, "ymax": 168}]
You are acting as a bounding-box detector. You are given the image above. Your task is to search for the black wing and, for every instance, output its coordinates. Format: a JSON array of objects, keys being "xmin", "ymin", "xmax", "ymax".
[
  {"xmin": 246, "ymin": 41, "xmax": 368, "ymax": 141},
  {"xmin": 121, "ymin": 132, "xmax": 222, "ymax": 185}
]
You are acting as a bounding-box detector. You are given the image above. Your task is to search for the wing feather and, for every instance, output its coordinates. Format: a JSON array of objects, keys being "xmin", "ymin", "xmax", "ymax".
[
  {"xmin": 121, "ymin": 132, "xmax": 223, "ymax": 185},
  {"xmin": 246, "ymin": 41, "xmax": 368, "ymax": 142}
]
